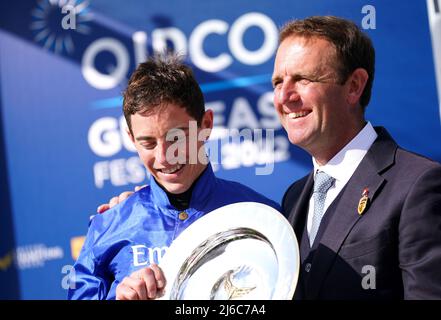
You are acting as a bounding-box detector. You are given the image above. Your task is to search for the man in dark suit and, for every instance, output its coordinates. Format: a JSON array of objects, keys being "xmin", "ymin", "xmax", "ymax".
[{"xmin": 272, "ymin": 16, "xmax": 441, "ymax": 299}]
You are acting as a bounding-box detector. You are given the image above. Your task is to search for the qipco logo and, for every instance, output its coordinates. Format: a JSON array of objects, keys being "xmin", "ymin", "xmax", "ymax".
[{"xmin": 81, "ymin": 12, "xmax": 278, "ymax": 90}]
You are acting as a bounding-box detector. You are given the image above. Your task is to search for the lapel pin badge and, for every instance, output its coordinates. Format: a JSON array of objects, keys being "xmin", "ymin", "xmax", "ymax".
[{"xmin": 357, "ymin": 188, "xmax": 369, "ymax": 215}]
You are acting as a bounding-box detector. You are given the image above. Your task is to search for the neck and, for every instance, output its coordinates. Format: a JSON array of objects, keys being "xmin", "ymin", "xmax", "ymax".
[
  {"xmin": 165, "ymin": 185, "xmax": 194, "ymax": 211},
  {"xmin": 156, "ymin": 165, "xmax": 208, "ymax": 210},
  {"xmin": 312, "ymin": 121, "xmax": 366, "ymax": 166}
]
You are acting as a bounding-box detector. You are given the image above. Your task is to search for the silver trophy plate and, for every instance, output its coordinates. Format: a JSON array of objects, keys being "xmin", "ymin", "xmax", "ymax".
[{"xmin": 158, "ymin": 202, "xmax": 299, "ymax": 300}]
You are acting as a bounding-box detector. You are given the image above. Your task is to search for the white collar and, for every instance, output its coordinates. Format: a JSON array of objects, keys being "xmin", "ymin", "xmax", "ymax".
[{"xmin": 312, "ymin": 122, "xmax": 378, "ymax": 182}]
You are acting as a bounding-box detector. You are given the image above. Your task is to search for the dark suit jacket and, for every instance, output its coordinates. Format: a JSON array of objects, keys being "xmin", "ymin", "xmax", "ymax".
[{"xmin": 283, "ymin": 127, "xmax": 441, "ymax": 299}]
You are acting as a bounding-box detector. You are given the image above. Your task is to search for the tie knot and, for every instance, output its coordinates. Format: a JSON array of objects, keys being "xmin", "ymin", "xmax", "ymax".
[{"xmin": 313, "ymin": 171, "xmax": 335, "ymax": 194}]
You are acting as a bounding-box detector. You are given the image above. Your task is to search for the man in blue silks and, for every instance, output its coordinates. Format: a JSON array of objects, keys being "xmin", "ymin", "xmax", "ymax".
[{"xmin": 68, "ymin": 55, "xmax": 280, "ymax": 300}]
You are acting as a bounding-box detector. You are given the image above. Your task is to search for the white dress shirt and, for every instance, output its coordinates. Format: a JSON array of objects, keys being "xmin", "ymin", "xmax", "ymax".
[{"xmin": 306, "ymin": 122, "xmax": 378, "ymax": 238}]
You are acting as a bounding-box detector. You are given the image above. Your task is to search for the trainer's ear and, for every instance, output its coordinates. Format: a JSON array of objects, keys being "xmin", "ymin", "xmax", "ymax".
[{"xmin": 346, "ymin": 68, "xmax": 369, "ymax": 105}]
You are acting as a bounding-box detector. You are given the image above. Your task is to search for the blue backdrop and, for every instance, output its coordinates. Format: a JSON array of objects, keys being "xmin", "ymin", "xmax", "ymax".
[{"xmin": 1, "ymin": 0, "xmax": 440, "ymax": 299}]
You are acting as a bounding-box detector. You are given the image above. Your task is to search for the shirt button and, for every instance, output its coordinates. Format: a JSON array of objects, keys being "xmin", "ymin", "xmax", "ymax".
[
  {"xmin": 178, "ymin": 211, "xmax": 188, "ymax": 221},
  {"xmin": 305, "ymin": 263, "xmax": 312, "ymax": 273}
]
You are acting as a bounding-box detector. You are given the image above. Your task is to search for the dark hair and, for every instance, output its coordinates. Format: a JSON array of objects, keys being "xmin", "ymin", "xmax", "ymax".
[
  {"xmin": 123, "ymin": 54, "xmax": 205, "ymax": 134},
  {"xmin": 280, "ymin": 16, "xmax": 375, "ymax": 109}
]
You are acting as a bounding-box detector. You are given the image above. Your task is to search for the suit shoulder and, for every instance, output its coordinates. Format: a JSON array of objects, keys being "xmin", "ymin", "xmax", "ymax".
[{"xmin": 395, "ymin": 147, "xmax": 441, "ymax": 174}]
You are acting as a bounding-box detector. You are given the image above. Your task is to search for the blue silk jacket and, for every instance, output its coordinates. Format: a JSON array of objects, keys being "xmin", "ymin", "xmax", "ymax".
[{"xmin": 68, "ymin": 164, "xmax": 281, "ymax": 300}]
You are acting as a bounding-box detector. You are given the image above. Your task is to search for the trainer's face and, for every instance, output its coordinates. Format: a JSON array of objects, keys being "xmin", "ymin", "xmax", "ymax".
[
  {"xmin": 129, "ymin": 103, "xmax": 213, "ymax": 194},
  {"xmin": 272, "ymin": 36, "xmax": 352, "ymax": 159}
]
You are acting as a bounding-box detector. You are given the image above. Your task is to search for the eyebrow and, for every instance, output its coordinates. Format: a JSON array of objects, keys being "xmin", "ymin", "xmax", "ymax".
[
  {"xmin": 135, "ymin": 136, "xmax": 155, "ymax": 142},
  {"xmin": 135, "ymin": 126, "xmax": 190, "ymax": 141},
  {"xmin": 271, "ymin": 75, "xmax": 281, "ymax": 86},
  {"xmin": 272, "ymin": 70, "xmax": 329, "ymax": 86},
  {"xmin": 169, "ymin": 126, "xmax": 190, "ymax": 132},
  {"xmin": 271, "ymin": 72, "xmax": 310, "ymax": 85}
]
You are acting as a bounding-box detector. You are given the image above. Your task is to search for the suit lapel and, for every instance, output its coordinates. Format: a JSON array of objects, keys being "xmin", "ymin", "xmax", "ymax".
[
  {"xmin": 305, "ymin": 127, "xmax": 397, "ymax": 299},
  {"xmin": 288, "ymin": 172, "xmax": 314, "ymax": 238}
]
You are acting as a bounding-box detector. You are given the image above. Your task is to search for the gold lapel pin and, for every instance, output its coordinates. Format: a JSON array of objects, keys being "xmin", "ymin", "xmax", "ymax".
[{"xmin": 357, "ymin": 188, "xmax": 369, "ymax": 215}]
